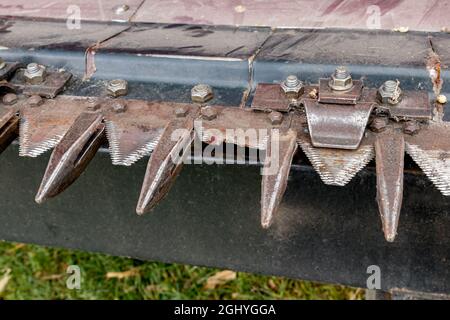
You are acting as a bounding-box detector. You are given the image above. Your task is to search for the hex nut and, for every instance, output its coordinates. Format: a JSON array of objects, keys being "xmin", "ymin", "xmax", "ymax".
[
  {"xmin": 268, "ymin": 111, "xmax": 283, "ymax": 125},
  {"xmin": 112, "ymin": 101, "xmax": 127, "ymax": 113},
  {"xmin": 175, "ymin": 105, "xmax": 189, "ymax": 118},
  {"xmin": 280, "ymin": 75, "xmax": 304, "ymax": 99},
  {"xmin": 2, "ymin": 93, "xmax": 18, "ymax": 105},
  {"xmin": 107, "ymin": 79, "xmax": 128, "ymax": 97},
  {"xmin": 370, "ymin": 117, "xmax": 388, "ymax": 133},
  {"xmin": 27, "ymin": 95, "xmax": 43, "ymax": 107},
  {"xmin": 403, "ymin": 121, "xmax": 419, "ymax": 135},
  {"xmin": 329, "ymin": 66, "xmax": 353, "ymax": 91},
  {"xmin": 191, "ymin": 84, "xmax": 214, "ymax": 104},
  {"xmin": 378, "ymin": 80, "xmax": 402, "ymax": 105},
  {"xmin": 24, "ymin": 63, "xmax": 46, "ymax": 85},
  {"xmin": 201, "ymin": 106, "xmax": 217, "ymax": 120}
]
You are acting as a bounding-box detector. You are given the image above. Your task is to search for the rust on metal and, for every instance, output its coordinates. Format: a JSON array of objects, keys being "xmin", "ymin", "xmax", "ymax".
[
  {"xmin": 261, "ymin": 129, "xmax": 297, "ymax": 228},
  {"xmin": 251, "ymin": 83, "xmax": 293, "ymax": 112},
  {"xmin": 136, "ymin": 109, "xmax": 199, "ymax": 215},
  {"xmin": 0, "ymin": 61, "xmax": 23, "ymax": 81},
  {"xmin": 303, "ymin": 98, "xmax": 374, "ymax": 150},
  {"xmin": 318, "ymin": 79, "xmax": 363, "ymax": 105},
  {"xmin": 0, "ymin": 108, "xmax": 19, "ymax": 154},
  {"xmin": 375, "ymin": 127, "xmax": 405, "ymax": 242},
  {"xmin": 35, "ymin": 111, "xmax": 105, "ymax": 204},
  {"xmin": 386, "ymin": 91, "xmax": 432, "ymax": 120},
  {"xmin": 12, "ymin": 68, "xmax": 72, "ymax": 98}
]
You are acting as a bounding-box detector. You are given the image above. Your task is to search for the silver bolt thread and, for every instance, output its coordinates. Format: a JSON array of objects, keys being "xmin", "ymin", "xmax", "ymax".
[
  {"xmin": 192, "ymin": 84, "xmax": 209, "ymax": 95},
  {"xmin": 27, "ymin": 63, "xmax": 40, "ymax": 74},
  {"xmin": 285, "ymin": 75, "xmax": 300, "ymax": 88},
  {"xmin": 383, "ymin": 80, "xmax": 398, "ymax": 93},
  {"xmin": 334, "ymin": 66, "xmax": 349, "ymax": 79}
]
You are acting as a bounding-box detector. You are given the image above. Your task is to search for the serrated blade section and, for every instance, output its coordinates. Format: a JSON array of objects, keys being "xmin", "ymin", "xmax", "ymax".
[
  {"xmin": 375, "ymin": 128, "xmax": 405, "ymax": 242},
  {"xmin": 105, "ymin": 101, "xmax": 192, "ymax": 166},
  {"xmin": 261, "ymin": 129, "xmax": 297, "ymax": 228},
  {"xmin": 298, "ymin": 132, "xmax": 374, "ymax": 186},
  {"xmin": 35, "ymin": 112, "xmax": 105, "ymax": 204},
  {"xmin": 405, "ymin": 123, "xmax": 450, "ymax": 196},
  {"xmin": 136, "ymin": 112, "xmax": 198, "ymax": 215},
  {"xmin": 19, "ymin": 97, "xmax": 88, "ymax": 157}
]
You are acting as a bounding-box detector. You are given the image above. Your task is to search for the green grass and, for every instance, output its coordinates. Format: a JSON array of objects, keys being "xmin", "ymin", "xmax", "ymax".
[{"xmin": 0, "ymin": 241, "xmax": 363, "ymax": 300}]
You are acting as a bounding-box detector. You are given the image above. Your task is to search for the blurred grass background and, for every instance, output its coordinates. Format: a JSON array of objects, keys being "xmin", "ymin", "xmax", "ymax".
[{"xmin": 0, "ymin": 241, "xmax": 363, "ymax": 300}]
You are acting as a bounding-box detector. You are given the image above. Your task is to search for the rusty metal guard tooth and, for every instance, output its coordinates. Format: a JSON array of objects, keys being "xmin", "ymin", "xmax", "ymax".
[
  {"xmin": 405, "ymin": 123, "xmax": 450, "ymax": 196},
  {"xmin": 375, "ymin": 128, "xmax": 405, "ymax": 242},
  {"xmin": 261, "ymin": 129, "xmax": 297, "ymax": 228},
  {"xmin": 298, "ymin": 132, "xmax": 375, "ymax": 186},
  {"xmin": 35, "ymin": 111, "xmax": 105, "ymax": 204},
  {"xmin": 136, "ymin": 112, "xmax": 197, "ymax": 215},
  {"xmin": 0, "ymin": 108, "xmax": 19, "ymax": 154},
  {"xmin": 19, "ymin": 96, "xmax": 88, "ymax": 157}
]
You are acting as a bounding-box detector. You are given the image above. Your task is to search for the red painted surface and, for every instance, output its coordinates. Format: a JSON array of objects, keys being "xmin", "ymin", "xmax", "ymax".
[{"xmin": 0, "ymin": 0, "xmax": 449, "ymax": 32}]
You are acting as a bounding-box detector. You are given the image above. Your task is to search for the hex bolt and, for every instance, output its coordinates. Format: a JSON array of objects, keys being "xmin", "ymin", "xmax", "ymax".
[
  {"xmin": 106, "ymin": 79, "xmax": 128, "ymax": 97},
  {"xmin": 2, "ymin": 93, "xmax": 18, "ymax": 105},
  {"xmin": 112, "ymin": 101, "xmax": 127, "ymax": 113},
  {"xmin": 329, "ymin": 66, "xmax": 353, "ymax": 91},
  {"xmin": 201, "ymin": 106, "xmax": 217, "ymax": 120},
  {"xmin": 0, "ymin": 58, "xmax": 6, "ymax": 70},
  {"xmin": 268, "ymin": 111, "xmax": 283, "ymax": 125},
  {"xmin": 24, "ymin": 63, "xmax": 46, "ymax": 85},
  {"xmin": 87, "ymin": 98, "xmax": 101, "ymax": 111},
  {"xmin": 191, "ymin": 84, "xmax": 214, "ymax": 104},
  {"xmin": 280, "ymin": 75, "xmax": 304, "ymax": 99},
  {"xmin": 370, "ymin": 117, "xmax": 388, "ymax": 133},
  {"xmin": 403, "ymin": 121, "xmax": 420, "ymax": 135},
  {"xmin": 27, "ymin": 95, "xmax": 43, "ymax": 107},
  {"xmin": 378, "ymin": 80, "xmax": 402, "ymax": 105},
  {"xmin": 175, "ymin": 105, "xmax": 189, "ymax": 118}
]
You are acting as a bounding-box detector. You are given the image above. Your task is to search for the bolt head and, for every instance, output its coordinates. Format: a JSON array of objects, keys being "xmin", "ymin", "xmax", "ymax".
[
  {"xmin": 280, "ymin": 75, "xmax": 304, "ymax": 99},
  {"xmin": 268, "ymin": 111, "xmax": 283, "ymax": 125},
  {"xmin": 107, "ymin": 79, "xmax": 128, "ymax": 97},
  {"xmin": 191, "ymin": 84, "xmax": 214, "ymax": 103},
  {"xmin": 403, "ymin": 121, "xmax": 419, "ymax": 135},
  {"xmin": 329, "ymin": 67, "xmax": 353, "ymax": 91},
  {"xmin": 27, "ymin": 95, "xmax": 43, "ymax": 107},
  {"xmin": 370, "ymin": 117, "xmax": 388, "ymax": 133},
  {"xmin": 24, "ymin": 63, "xmax": 46, "ymax": 85},
  {"xmin": 2, "ymin": 93, "xmax": 17, "ymax": 105},
  {"xmin": 175, "ymin": 105, "xmax": 189, "ymax": 118},
  {"xmin": 378, "ymin": 80, "xmax": 402, "ymax": 105},
  {"xmin": 112, "ymin": 101, "xmax": 127, "ymax": 113},
  {"xmin": 201, "ymin": 106, "xmax": 217, "ymax": 120}
]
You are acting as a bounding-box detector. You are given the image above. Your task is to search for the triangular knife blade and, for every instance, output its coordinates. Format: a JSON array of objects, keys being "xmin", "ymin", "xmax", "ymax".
[
  {"xmin": 19, "ymin": 96, "xmax": 89, "ymax": 157},
  {"xmin": 405, "ymin": 123, "xmax": 450, "ymax": 196},
  {"xmin": 35, "ymin": 111, "xmax": 105, "ymax": 204},
  {"xmin": 261, "ymin": 129, "xmax": 298, "ymax": 228},
  {"xmin": 298, "ymin": 131, "xmax": 375, "ymax": 186},
  {"xmin": 0, "ymin": 108, "xmax": 19, "ymax": 155},
  {"xmin": 136, "ymin": 109, "xmax": 198, "ymax": 215},
  {"xmin": 375, "ymin": 128, "xmax": 405, "ymax": 242},
  {"xmin": 105, "ymin": 101, "xmax": 184, "ymax": 166}
]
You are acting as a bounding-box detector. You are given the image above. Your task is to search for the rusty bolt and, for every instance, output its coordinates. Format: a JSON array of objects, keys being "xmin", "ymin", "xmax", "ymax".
[
  {"xmin": 175, "ymin": 105, "xmax": 189, "ymax": 118},
  {"xmin": 268, "ymin": 111, "xmax": 283, "ymax": 125},
  {"xmin": 27, "ymin": 95, "xmax": 43, "ymax": 107},
  {"xmin": 370, "ymin": 117, "xmax": 388, "ymax": 133},
  {"xmin": 329, "ymin": 66, "xmax": 353, "ymax": 91},
  {"xmin": 0, "ymin": 58, "xmax": 6, "ymax": 70},
  {"xmin": 24, "ymin": 63, "xmax": 46, "ymax": 85},
  {"xmin": 201, "ymin": 106, "xmax": 217, "ymax": 120},
  {"xmin": 191, "ymin": 84, "xmax": 214, "ymax": 104},
  {"xmin": 112, "ymin": 100, "xmax": 127, "ymax": 113},
  {"xmin": 403, "ymin": 121, "xmax": 420, "ymax": 135},
  {"xmin": 378, "ymin": 80, "xmax": 402, "ymax": 105},
  {"xmin": 2, "ymin": 93, "xmax": 17, "ymax": 105},
  {"xmin": 107, "ymin": 79, "xmax": 128, "ymax": 97},
  {"xmin": 280, "ymin": 75, "xmax": 304, "ymax": 99},
  {"xmin": 87, "ymin": 98, "xmax": 101, "ymax": 111}
]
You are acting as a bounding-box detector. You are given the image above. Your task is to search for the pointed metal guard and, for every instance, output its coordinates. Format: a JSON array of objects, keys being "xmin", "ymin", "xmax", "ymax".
[
  {"xmin": 375, "ymin": 127, "xmax": 405, "ymax": 242},
  {"xmin": 261, "ymin": 128, "xmax": 298, "ymax": 228},
  {"xmin": 0, "ymin": 108, "xmax": 19, "ymax": 154},
  {"xmin": 35, "ymin": 111, "xmax": 105, "ymax": 203},
  {"xmin": 136, "ymin": 109, "xmax": 197, "ymax": 215}
]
